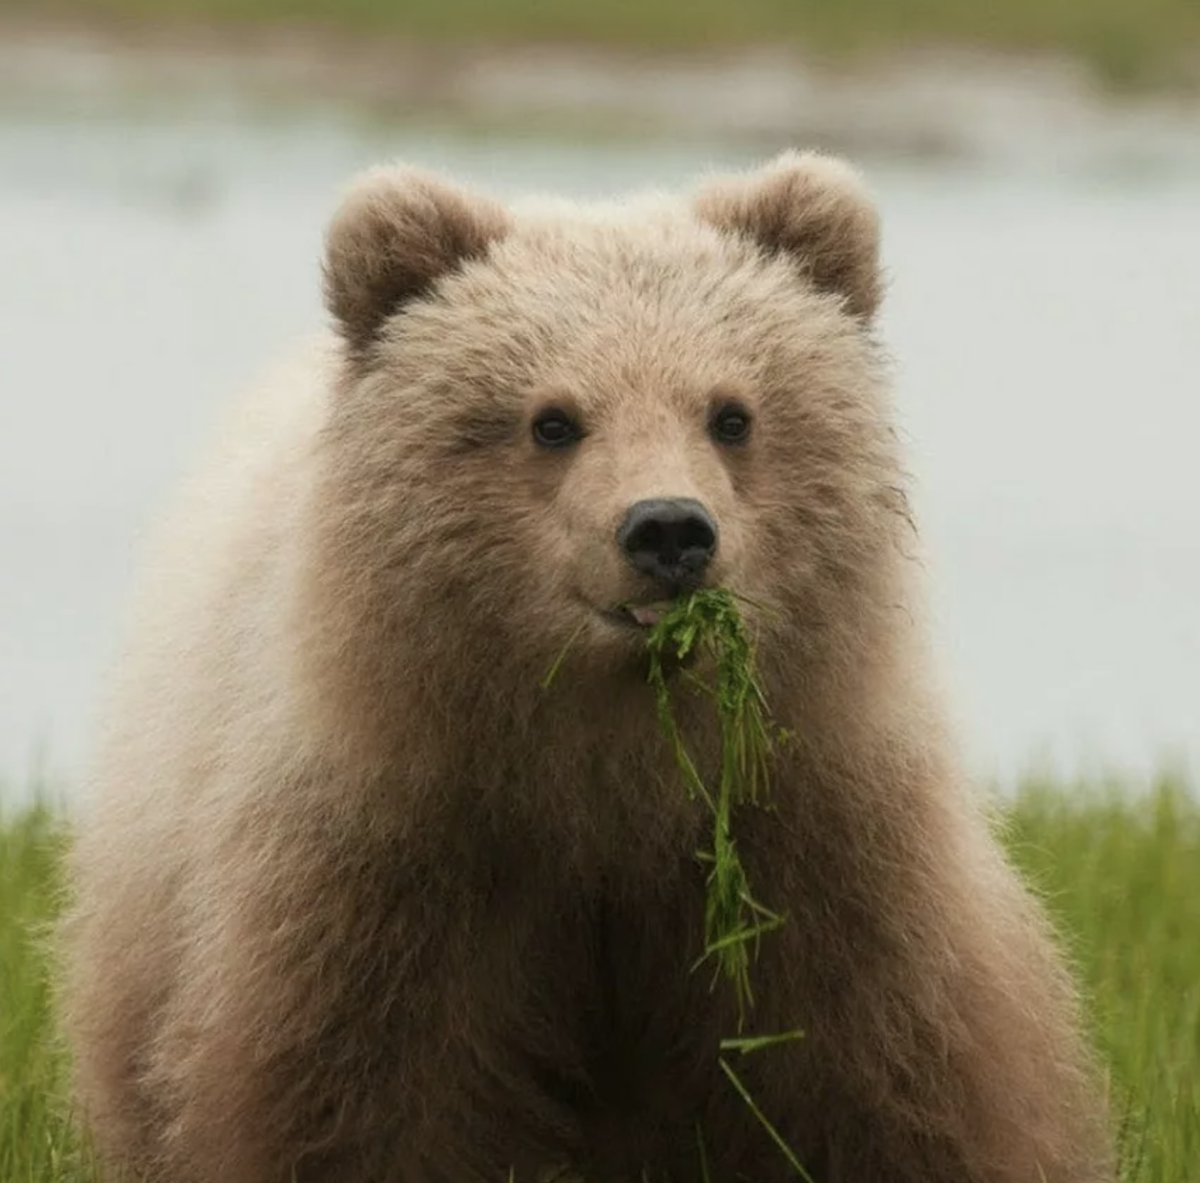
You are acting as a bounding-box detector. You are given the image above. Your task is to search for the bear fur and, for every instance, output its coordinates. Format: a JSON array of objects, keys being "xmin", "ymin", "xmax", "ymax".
[{"xmin": 58, "ymin": 151, "xmax": 1116, "ymax": 1183}]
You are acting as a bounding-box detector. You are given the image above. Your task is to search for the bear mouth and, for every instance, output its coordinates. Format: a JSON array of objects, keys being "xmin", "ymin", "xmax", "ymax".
[
  {"xmin": 603, "ymin": 600, "xmax": 676, "ymax": 630},
  {"xmin": 625, "ymin": 601, "xmax": 674, "ymax": 628}
]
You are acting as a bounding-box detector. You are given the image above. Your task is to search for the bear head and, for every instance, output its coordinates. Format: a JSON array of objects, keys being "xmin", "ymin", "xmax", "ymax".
[{"xmin": 309, "ymin": 152, "xmax": 911, "ymax": 743}]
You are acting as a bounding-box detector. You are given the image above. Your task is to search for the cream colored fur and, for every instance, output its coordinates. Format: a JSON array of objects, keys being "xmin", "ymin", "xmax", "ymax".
[{"xmin": 58, "ymin": 151, "xmax": 1116, "ymax": 1183}]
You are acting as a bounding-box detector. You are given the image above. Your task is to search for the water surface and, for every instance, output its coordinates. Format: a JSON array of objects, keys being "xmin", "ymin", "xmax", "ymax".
[{"xmin": 2, "ymin": 99, "xmax": 1197, "ymax": 799}]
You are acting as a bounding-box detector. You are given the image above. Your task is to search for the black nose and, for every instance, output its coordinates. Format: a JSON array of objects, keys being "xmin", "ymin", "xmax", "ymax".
[{"xmin": 617, "ymin": 498, "xmax": 718, "ymax": 585}]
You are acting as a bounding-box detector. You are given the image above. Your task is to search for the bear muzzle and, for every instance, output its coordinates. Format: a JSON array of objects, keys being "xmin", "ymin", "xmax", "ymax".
[{"xmin": 616, "ymin": 497, "xmax": 719, "ymax": 593}]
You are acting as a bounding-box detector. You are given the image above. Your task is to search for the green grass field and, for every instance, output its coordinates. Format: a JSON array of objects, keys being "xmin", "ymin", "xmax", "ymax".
[
  {"xmin": 2, "ymin": 781, "xmax": 1197, "ymax": 1181},
  {"xmin": 0, "ymin": 804, "xmax": 94, "ymax": 1181},
  {"xmin": 7, "ymin": 0, "xmax": 1200, "ymax": 89}
]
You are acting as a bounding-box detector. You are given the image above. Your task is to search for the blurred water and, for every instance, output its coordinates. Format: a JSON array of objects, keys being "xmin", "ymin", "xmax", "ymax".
[{"xmin": 1, "ymin": 100, "xmax": 1197, "ymax": 801}]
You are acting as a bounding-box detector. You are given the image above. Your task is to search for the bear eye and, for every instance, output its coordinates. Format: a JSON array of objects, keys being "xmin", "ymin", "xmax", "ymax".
[
  {"xmin": 710, "ymin": 403, "xmax": 752, "ymax": 446},
  {"xmin": 532, "ymin": 408, "xmax": 582, "ymax": 450}
]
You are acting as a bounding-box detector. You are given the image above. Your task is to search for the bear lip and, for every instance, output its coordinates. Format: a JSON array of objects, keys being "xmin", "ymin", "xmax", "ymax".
[
  {"xmin": 604, "ymin": 600, "xmax": 678, "ymax": 630},
  {"xmin": 626, "ymin": 603, "xmax": 667, "ymax": 628}
]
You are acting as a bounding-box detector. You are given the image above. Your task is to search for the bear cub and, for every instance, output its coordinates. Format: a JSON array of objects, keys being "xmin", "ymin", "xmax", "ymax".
[{"xmin": 59, "ymin": 151, "xmax": 1116, "ymax": 1183}]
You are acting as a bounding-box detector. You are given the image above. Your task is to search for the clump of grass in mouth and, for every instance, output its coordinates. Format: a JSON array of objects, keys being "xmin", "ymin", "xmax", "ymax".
[
  {"xmin": 544, "ymin": 589, "xmax": 790, "ymax": 1009},
  {"xmin": 543, "ymin": 588, "xmax": 810, "ymax": 1178},
  {"xmin": 645, "ymin": 590, "xmax": 813, "ymax": 1181},
  {"xmin": 643, "ymin": 589, "xmax": 787, "ymax": 1024}
]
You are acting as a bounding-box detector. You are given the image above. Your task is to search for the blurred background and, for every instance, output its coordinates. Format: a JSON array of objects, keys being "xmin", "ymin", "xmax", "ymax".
[{"xmin": 1, "ymin": 1, "xmax": 1198, "ymax": 801}]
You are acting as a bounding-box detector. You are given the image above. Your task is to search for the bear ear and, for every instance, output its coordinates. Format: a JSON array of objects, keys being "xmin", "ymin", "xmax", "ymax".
[
  {"xmin": 692, "ymin": 150, "xmax": 883, "ymax": 322},
  {"xmin": 322, "ymin": 165, "xmax": 511, "ymax": 359}
]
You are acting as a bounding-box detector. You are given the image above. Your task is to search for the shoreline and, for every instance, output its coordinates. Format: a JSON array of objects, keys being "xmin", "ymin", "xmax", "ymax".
[{"xmin": 4, "ymin": 15, "xmax": 1200, "ymax": 169}]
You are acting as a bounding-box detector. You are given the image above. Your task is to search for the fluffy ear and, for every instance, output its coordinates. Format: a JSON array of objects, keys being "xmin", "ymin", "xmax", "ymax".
[
  {"xmin": 693, "ymin": 150, "xmax": 883, "ymax": 322},
  {"xmin": 322, "ymin": 165, "xmax": 511, "ymax": 358}
]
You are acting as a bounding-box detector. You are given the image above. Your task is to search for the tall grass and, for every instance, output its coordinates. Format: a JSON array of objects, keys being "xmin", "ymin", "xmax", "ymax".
[
  {"xmin": 0, "ymin": 802, "xmax": 92, "ymax": 1182},
  {"xmin": 1, "ymin": 779, "xmax": 1197, "ymax": 1180},
  {"xmin": 1003, "ymin": 780, "xmax": 1200, "ymax": 1182}
]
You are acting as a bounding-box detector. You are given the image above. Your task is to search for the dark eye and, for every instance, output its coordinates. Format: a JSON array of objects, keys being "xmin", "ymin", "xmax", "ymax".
[
  {"xmin": 532, "ymin": 407, "xmax": 582, "ymax": 449},
  {"xmin": 710, "ymin": 403, "xmax": 752, "ymax": 445}
]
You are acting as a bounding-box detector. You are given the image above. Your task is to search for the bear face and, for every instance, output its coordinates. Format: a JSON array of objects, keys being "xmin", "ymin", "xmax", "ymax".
[{"xmin": 309, "ymin": 154, "xmax": 910, "ymax": 726}]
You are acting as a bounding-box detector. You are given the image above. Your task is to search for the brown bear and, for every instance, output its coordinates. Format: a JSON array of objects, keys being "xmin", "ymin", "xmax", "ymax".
[{"xmin": 57, "ymin": 151, "xmax": 1116, "ymax": 1183}]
